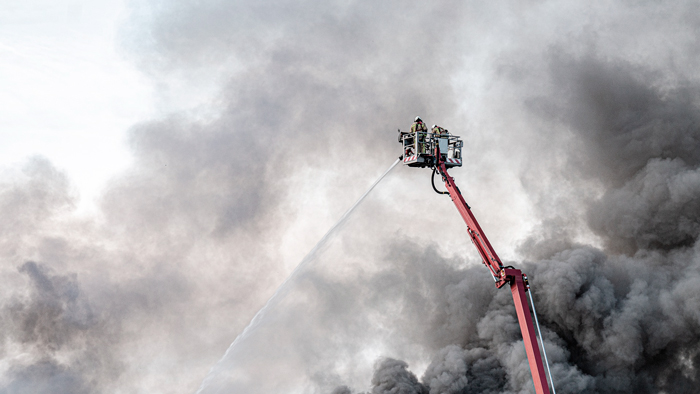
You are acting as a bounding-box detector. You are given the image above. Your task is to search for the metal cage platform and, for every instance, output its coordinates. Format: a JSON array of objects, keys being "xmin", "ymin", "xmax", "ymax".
[{"xmin": 399, "ymin": 130, "xmax": 463, "ymax": 168}]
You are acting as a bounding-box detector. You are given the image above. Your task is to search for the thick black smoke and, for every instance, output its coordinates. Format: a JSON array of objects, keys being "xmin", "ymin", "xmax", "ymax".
[{"xmin": 371, "ymin": 358, "xmax": 428, "ymax": 394}]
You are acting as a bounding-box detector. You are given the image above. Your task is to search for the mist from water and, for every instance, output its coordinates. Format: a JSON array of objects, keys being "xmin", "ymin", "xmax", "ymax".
[{"xmin": 196, "ymin": 158, "xmax": 402, "ymax": 394}]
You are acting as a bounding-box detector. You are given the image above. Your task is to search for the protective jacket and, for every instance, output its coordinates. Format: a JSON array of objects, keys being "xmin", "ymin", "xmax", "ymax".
[
  {"xmin": 411, "ymin": 121, "xmax": 428, "ymax": 154},
  {"xmin": 411, "ymin": 121, "xmax": 427, "ymax": 133},
  {"xmin": 432, "ymin": 126, "xmax": 447, "ymax": 135}
]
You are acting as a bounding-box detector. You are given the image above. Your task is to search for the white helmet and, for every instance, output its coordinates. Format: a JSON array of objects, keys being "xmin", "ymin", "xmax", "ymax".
[
  {"xmin": 415, "ymin": 116, "xmax": 422, "ymax": 122},
  {"xmin": 432, "ymin": 124, "xmax": 437, "ymax": 129}
]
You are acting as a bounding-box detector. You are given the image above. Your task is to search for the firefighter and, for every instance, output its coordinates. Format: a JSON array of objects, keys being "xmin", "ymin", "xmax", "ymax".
[
  {"xmin": 411, "ymin": 116, "xmax": 428, "ymax": 154},
  {"xmin": 432, "ymin": 124, "xmax": 449, "ymax": 158},
  {"xmin": 431, "ymin": 124, "xmax": 449, "ymax": 135}
]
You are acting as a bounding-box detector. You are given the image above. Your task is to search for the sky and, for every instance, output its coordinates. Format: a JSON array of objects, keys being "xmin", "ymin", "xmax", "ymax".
[
  {"xmin": 1, "ymin": 1, "xmax": 700, "ymax": 394},
  {"xmin": 0, "ymin": 0, "xmax": 151, "ymax": 212}
]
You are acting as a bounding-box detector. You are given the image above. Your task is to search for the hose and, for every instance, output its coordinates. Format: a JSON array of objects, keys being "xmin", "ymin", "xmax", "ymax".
[
  {"xmin": 431, "ymin": 167, "xmax": 449, "ymax": 195},
  {"xmin": 528, "ymin": 290, "xmax": 557, "ymax": 394}
]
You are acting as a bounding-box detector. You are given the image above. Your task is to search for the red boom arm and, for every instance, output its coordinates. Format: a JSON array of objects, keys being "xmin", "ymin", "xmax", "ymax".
[{"xmin": 436, "ymin": 159, "xmax": 551, "ymax": 394}]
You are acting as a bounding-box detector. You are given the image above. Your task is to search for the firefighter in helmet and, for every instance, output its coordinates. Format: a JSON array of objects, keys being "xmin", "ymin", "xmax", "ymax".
[
  {"xmin": 432, "ymin": 124, "xmax": 449, "ymax": 159},
  {"xmin": 411, "ymin": 116, "xmax": 428, "ymax": 154},
  {"xmin": 431, "ymin": 124, "xmax": 447, "ymax": 136}
]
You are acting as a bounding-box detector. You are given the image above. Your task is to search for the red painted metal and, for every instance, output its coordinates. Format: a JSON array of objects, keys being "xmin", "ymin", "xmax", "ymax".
[
  {"xmin": 435, "ymin": 152, "xmax": 551, "ymax": 394},
  {"xmin": 507, "ymin": 268, "xmax": 551, "ymax": 394},
  {"xmin": 437, "ymin": 161, "xmax": 506, "ymax": 285}
]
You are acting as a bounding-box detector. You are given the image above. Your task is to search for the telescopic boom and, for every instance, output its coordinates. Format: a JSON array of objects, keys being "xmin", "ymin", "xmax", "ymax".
[
  {"xmin": 399, "ymin": 127, "xmax": 553, "ymax": 394},
  {"xmin": 435, "ymin": 159, "xmax": 551, "ymax": 394}
]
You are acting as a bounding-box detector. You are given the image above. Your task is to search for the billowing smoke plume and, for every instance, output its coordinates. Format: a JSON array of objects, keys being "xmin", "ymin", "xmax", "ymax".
[
  {"xmin": 2, "ymin": 1, "xmax": 700, "ymax": 393},
  {"xmin": 370, "ymin": 358, "xmax": 427, "ymax": 394},
  {"xmin": 330, "ymin": 32, "xmax": 700, "ymax": 394}
]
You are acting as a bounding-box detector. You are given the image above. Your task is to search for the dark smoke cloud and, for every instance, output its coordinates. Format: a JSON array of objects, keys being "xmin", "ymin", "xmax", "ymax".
[
  {"xmin": 0, "ymin": 261, "xmax": 119, "ymax": 394},
  {"xmin": 589, "ymin": 157, "xmax": 700, "ymax": 252},
  {"xmin": 3, "ymin": 1, "xmax": 700, "ymax": 393},
  {"xmin": 525, "ymin": 245, "xmax": 700, "ymax": 392},
  {"xmin": 422, "ymin": 345, "xmax": 504, "ymax": 394},
  {"xmin": 371, "ymin": 358, "xmax": 427, "ymax": 394},
  {"xmin": 514, "ymin": 56, "xmax": 700, "ymax": 390},
  {"xmin": 10, "ymin": 261, "xmax": 96, "ymax": 351}
]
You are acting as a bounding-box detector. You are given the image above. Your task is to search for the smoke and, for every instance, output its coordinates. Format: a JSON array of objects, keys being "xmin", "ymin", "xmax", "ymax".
[
  {"xmin": 371, "ymin": 358, "xmax": 427, "ymax": 394},
  {"xmin": 331, "ymin": 26, "xmax": 700, "ymax": 394},
  {"xmin": 0, "ymin": 261, "xmax": 117, "ymax": 394},
  {"xmin": 2, "ymin": 0, "xmax": 700, "ymax": 393},
  {"xmin": 422, "ymin": 345, "xmax": 504, "ymax": 394}
]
